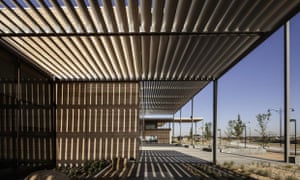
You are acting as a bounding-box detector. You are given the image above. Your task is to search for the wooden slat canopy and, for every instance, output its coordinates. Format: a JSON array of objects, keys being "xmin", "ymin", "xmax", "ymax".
[{"xmin": 1, "ymin": 0, "xmax": 300, "ymax": 115}]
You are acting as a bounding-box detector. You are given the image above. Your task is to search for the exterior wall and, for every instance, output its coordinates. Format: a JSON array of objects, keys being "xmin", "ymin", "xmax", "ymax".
[
  {"xmin": 0, "ymin": 45, "xmax": 55, "ymax": 171},
  {"xmin": 144, "ymin": 129, "xmax": 171, "ymax": 144},
  {"xmin": 18, "ymin": 79, "xmax": 55, "ymax": 166},
  {"xmin": 56, "ymin": 82, "xmax": 139, "ymax": 166}
]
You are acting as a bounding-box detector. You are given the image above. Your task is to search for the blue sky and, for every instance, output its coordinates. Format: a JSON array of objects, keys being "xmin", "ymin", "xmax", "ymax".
[{"xmin": 174, "ymin": 13, "xmax": 300, "ymax": 137}]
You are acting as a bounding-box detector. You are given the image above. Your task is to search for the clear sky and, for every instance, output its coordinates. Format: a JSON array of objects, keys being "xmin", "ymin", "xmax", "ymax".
[{"xmin": 173, "ymin": 13, "xmax": 300, "ymax": 137}]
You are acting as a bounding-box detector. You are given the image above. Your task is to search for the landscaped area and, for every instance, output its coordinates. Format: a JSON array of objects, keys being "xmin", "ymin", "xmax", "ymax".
[
  {"xmin": 56, "ymin": 160, "xmax": 110, "ymax": 179},
  {"xmin": 220, "ymin": 160, "xmax": 300, "ymax": 180}
]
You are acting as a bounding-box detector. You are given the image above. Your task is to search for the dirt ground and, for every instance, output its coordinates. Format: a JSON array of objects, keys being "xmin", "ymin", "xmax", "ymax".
[
  {"xmin": 251, "ymin": 152, "xmax": 284, "ymax": 161},
  {"xmin": 221, "ymin": 155, "xmax": 300, "ymax": 180}
]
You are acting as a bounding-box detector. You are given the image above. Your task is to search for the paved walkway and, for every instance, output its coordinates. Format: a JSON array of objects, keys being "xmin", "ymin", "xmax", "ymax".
[
  {"xmin": 101, "ymin": 147, "xmax": 254, "ymax": 179},
  {"xmin": 144, "ymin": 145, "xmax": 290, "ymax": 165}
]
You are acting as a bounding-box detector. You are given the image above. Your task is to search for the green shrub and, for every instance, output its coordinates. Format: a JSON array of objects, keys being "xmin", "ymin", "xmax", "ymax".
[
  {"xmin": 56, "ymin": 160, "xmax": 110, "ymax": 179},
  {"xmin": 274, "ymin": 175, "xmax": 282, "ymax": 180},
  {"xmin": 285, "ymin": 165, "xmax": 293, "ymax": 169},
  {"xmin": 248, "ymin": 168, "xmax": 255, "ymax": 174},
  {"xmin": 285, "ymin": 175, "xmax": 298, "ymax": 180},
  {"xmin": 256, "ymin": 169, "xmax": 271, "ymax": 177}
]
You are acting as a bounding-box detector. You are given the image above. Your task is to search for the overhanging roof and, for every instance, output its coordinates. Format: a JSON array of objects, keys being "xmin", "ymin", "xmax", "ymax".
[
  {"xmin": 145, "ymin": 117, "xmax": 203, "ymax": 123},
  {"xmin": 141, "ymin": 81, "xmax": 208, "ymax": 115},
  {"xmin": 1, "ymin": 0, "xmax": 300, "ymax": 115}
]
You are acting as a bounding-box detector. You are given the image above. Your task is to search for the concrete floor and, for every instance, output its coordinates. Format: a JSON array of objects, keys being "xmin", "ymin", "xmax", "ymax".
[
  {"xmin": 100, "ymin": 145, "xmax": 267, "ymax": 179},
  {"xmin": 141, "ymin": 145, "xmax": 288, "ymax": 165}
]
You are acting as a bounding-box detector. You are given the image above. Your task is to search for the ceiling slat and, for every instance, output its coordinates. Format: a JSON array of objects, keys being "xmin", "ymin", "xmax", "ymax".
[
  {"xmin": 154, "ymin": 36, "xmax": 169, "ymax": 79},
  {"xmin": 88, "ymin": 0, "xmax": 107, "ymax": 32},
  {"xmin": 171, "ymin": 37, "xmax": 188, "ymax": 80},
  {"xmin": 212, "ymin": 37, "xmax": 259, "ymax": 78},
  {"xmin": 7, "ymin": 37, "xmax": 65, "ymax": 79},
  {"xmin": 0, "ymin": 0, "xmax": 299, "ymax": 115},
  {"xmin": 151, "ymin": 0, "xmax": 164, "ymax": 32},
  {"xmin": 140, "ymin": 0, "xmax": 151, "ymax": 32},
  {"xmin": 253, "ymin": 1, "xmax": 297, "ymax": 31},
  {"xmin": 76, "ymin": 0, "xmax": 96, "ymax": 33},
  {"xmin": 141, "ymin": 36, "xmax": 150, "ymax": 79},
  {"xmin": 160, "ymin": 36, "xmax": 178, "ymax": 79},
  {"xmin": 225, "ymin": 0, "xmax": 253, "ymax": 32},
  {"xmin": 177, "ymin": 37, "xmax": 202, "ymax": 79}
]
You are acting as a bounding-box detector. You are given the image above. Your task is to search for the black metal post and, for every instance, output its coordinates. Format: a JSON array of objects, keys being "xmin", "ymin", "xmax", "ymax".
[
  {"xmin": 290, "ymin": 119, "xmax": 297, "ymax": 156},
  {"xmin": 280, "ymin": 108, "xmax": 282, "ymax": 147},
  {"xmin": 295, "ymin": 120, "xmax": 297, "ymax": 156},
  {"xmin": 213, "ymin": 80, "xmax": 218, "ymax": 164},
  {"xmin": 244, "ymin": 124, "xmax": 247, "ymax": 148},
  {"xmin": 180, "ymin": 109, "xmax": 182, "ymax": 144},
  {"xmin": 173, "ymin": 114, "xmax": 175, "ymax": 143},
  {"xmin": 218, "ymin": 129, "xmax": 221, "ymax": 146},
  {"xmin": 191, "ymin": 98, "xmax": 194, "ymax": 146}
]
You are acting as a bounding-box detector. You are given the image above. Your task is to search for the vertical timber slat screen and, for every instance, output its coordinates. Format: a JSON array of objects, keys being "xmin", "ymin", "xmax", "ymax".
[
  {"xmin": 19, "ymin": 81, "xmax": 54, "ymax": 166},
  {"xmin": 0, "ymin": 44, "xmax": 55, "ymax": 171},
  {"xmin": 56, "ymin": 82, "xmax": 139, "ymax": 166},
  {"xmin": 0, "ymin": 81, "xmax": 17, "ymax": 168}
]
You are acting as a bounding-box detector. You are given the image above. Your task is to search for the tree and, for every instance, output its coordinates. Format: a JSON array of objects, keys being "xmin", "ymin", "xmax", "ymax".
[
  {"xmin": 204, "ymin": 122, "xmax": 212, "ymax": 141},
  {"xmin": 225, "ymin": 120, "xmax": 235, "ymax": 139},
  {"xmin": 225, "ymin": 114, "xmax": 245, "ymax": 140},
  {"xmin": 256, "ymin": 112, "xmax": 271, "ymax": 148},
  {"xmin": 232, "ymin": 114, "xmax": 244, "ymax": 140}
]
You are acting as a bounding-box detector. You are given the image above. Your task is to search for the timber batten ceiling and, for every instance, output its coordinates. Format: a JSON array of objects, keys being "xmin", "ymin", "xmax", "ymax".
[{"xmin": 1, "ymin": 0, "xmax": 300, "ymax": 115}]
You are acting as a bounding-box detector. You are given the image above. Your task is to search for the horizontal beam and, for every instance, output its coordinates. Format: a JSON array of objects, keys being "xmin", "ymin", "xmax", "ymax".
[
  {"xmin": 55, "ymin": 79, "xmax": 210, "ymax": 83},
  {"xmin": 0, "ymin": 31, "xmax": 266, "ymax": 37}
]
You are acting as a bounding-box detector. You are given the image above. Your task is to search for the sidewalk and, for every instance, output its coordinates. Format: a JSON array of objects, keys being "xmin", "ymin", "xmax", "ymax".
[
  {"xmin": 229, "ymin": 142, "xmax": 300, "ymax": 155},
  {"xmin": 142, "ymin": 145, "xmax": 288, "ymax": 165}
]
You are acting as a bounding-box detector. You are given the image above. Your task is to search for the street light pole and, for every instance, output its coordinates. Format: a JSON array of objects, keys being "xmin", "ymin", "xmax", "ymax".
[
  {"xmin": 280, "ymin": 108, "xmax": 282, "ymax": 147},
  {"xmin": 248, "ymin": 121, "xmax": 251, "ymax": 141},
  {"xmin": 268, "ymin": 108, "xmax": 282, "ymax": 147},
  {"xmin": 218, "ymin": 129, "xmax": 221, "ymax": 146},
  {"xmin": 244, "ymin": 124, "xmax": 247, "ymax": 148},
  {"xmin": 290, "ymin": 119, "xmax": 296, "ymax": 156}
]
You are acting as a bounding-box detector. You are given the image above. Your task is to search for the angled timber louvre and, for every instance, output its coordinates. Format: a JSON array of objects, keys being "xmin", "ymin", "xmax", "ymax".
[{"xmin": 1, "ymin": 0, "xmax": 300, "ymax": 115}]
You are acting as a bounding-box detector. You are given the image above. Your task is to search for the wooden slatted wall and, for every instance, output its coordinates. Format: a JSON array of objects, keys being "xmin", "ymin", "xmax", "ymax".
[
  {"xmin": 18, "ymin": 81, "xmax": 55, "ymax": 166},
  {"xmin": 0, "ymin": 48, "xmax": 55, "ymax": 170},
  {"xmin": 0, "ymin": 81, "xmax": 18, "ymax": 168},
  {"xmin": 56, "ymin": 82, "xmax": 139, "ymax": 166}
]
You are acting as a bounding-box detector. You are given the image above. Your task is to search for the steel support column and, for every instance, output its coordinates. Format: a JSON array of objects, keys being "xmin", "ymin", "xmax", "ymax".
[
  {"xmin": 173, "ymin": 114, "xmax": 175, "ymax": 143},
  {"xmin": 213, "ymin": 80, "xmax": 218, "ymax": 164},
  {"xmin": 180, "ymin": 109, "xmax": 182, "ymax": 144},
  {"xmin": 51, "ymin": 77, "xmax": 56, "ymax": 165},
  {"xmin": 284, "ymin": 21, "xmax": 291, "ymax": 163},
  {"xmin": 195, "ymin": 120, "xmax": 197, "ymax": 137},
  {"xmin": 191, "ymin": 98, "xmax": 194, "ymax": 146}
]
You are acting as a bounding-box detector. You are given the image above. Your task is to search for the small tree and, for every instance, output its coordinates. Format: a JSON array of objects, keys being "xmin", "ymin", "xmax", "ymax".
[
  {"xmin": 225, "ymin": 114, "xmax": 245, "ymax": 141},
  {"xmin": 204, "ymin": 122, "xmax": 212, "ymax": 141},
  {"xmin": 225, "ymin": 120, "xmax": 235, "ymax": 140},
  {"xmin": 232, "ymin": 114, "xmax": 245, "ymax": 140},
  {"xmin": 256, "ymin": 112, "xmax": 271, "ymax": 148}
]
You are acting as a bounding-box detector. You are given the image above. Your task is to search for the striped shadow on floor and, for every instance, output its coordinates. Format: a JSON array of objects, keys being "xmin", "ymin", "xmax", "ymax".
[{"xmin": 100, "ymin": 150, "xmax": 254, "ymax": 179}]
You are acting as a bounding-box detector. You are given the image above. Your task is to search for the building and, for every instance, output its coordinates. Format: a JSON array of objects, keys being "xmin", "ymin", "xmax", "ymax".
[
  {"xmin": 142, "ymin": 117, "xmax": 203, "ymax": 144},
  {"xmin": 0, "ymin": 0, "xmax": 299, "ymax": 177}
]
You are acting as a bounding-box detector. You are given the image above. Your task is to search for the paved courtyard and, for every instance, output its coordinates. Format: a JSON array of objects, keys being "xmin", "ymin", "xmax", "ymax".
[
  {"xmin": 142, "ymin": 145, "xmax": 286, "ymax": 165},
  {"xmin": 100, "ymin": 145, "xmax": 261, "ymax": 179}
]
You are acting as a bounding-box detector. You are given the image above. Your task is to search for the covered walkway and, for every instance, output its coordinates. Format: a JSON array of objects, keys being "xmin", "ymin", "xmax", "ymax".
[
  {"xmin": 1, "ymin": 1, "xmax": 300, "ymax": 178},
  {"xmin": 100, "ymin": 148, "xmax": 253, "ymax": 179}
]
